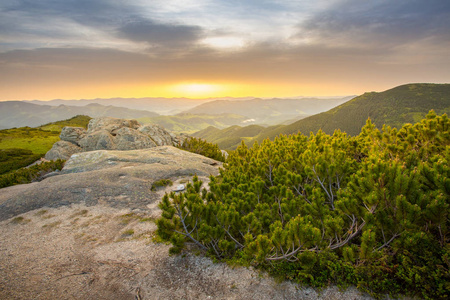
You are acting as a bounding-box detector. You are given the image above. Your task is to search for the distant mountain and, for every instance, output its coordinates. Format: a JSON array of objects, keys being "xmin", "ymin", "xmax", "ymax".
[
  {"xmin": 252, "ymin": 83, "xmax": 450, "ymax": 141},
  {"xmin": 183, "ymin": 97, "xmax": 354, "ymax": 125},
  {"xmin": 193, "ymin": 124, "xmax": 266, "ymax": 149},
  {"xmin": 26, "ymin": 97, "xmax": 253, "ymax": 115},
  {"xmin": 137, "ymin": 113, "xmax": 249, "ymax": 134},
  {"xmin": 194, "ymin": 83, "xmax": 450, "ymax": 149},
  {"xmin": 0, "ymin": 101, "xmax": 158, "ymax": 129}
]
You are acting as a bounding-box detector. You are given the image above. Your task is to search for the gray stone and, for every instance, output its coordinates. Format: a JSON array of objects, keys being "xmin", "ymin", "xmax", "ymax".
[
  {"xmin": 44, "ymin": 117, "xmax": 187, "ymax": 161},
  {"xmin": 113, "ymin": 127, "xmax": 157, "ymax": 150},
  {"xmin": 79, "ymin": 129, "xmax": 115, "ymax": 151},
  {"xmin": 138, "ymin": 124, "xmax": 174, "ymax": 146},
  {"xmin": 60, "ymin": 126, "xmax": 86, "ymax": 146},
  {"xmin": 173, "ymin": 184, "xmax": 185, "ymax": 192},
  {"xmin": 0, "ymin": 146, "xmax": 222, "ymax": 221},
  {"xmin": 44, "ymin": 140, "xmax": 82, "ymax": 161},
  {"xmin": 87, "ymin": 117, "xmax": 140, "ymax": 133}
]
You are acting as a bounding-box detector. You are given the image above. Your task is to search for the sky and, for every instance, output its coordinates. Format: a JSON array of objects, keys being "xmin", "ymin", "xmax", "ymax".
[{"xmin": 1, "ymin": 0, "xmax": 450, "ymax": 100}]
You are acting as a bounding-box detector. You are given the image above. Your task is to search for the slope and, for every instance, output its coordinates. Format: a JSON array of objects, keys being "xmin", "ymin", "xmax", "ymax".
[
  {"xmin": 253, "ymin": 83, "xmax": 450, "ymax": 142},
  {"xmin": 0, "ymin": 115, "xmax": 91, "ymax": 175},
  {"xmin": 138, "ymin": 113, "xmax": 248, "ymax": 134},
  {"xmin": 193, "ymin": 124, "xmax": 267, "ymax": 150},
  {"xmin": 0, "ymin": 101, "xmax": 159, "ymax": 129},
  {"xmin": 184, "ymin": 97, "xmax": 353, "ymax": 125}
]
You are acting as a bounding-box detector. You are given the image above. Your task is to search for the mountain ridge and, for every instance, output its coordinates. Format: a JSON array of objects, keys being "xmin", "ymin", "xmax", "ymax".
[{"xmin": 194, "ymin": 83, "xmax": 450, "ymax": 149}]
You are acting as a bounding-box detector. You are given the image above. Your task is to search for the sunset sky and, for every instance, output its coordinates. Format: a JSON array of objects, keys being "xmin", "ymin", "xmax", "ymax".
[{"xmin": 1, "ymin": 0, "xmax": 449, "ymax": 100}]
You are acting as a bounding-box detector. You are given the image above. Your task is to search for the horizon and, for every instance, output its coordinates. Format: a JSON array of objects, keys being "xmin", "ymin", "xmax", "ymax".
[
  {"xmin": 1, "ymin": 94, "xmax": 357, "ymax": 102},
  {"xmin": 1, "ymin": 1, "xmax": 450, "ymax": 100}
]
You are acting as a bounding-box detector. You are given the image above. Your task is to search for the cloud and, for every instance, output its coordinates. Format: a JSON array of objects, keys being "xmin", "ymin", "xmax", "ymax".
[
  {"xmin": 117, "ymin": 19, "xmax": 204, "ymax": 48},
  {"xmin": 1, "ymin": 0, "xmax": 449, "ymax": 100},
  {"xmin": 295, "ymin": 0, "xmax": 450, "ymax": 48}
]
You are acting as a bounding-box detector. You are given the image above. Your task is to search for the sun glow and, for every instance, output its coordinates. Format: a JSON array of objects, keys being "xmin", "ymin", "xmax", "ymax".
[{"xmin": 169, "ymin": 83, "xmax": 225, "ymax": 97}]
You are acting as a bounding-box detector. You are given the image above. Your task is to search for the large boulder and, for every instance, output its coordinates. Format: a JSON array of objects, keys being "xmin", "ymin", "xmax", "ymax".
[
  {"xmin": 44, "ymin": 140, "xmax": 82, "ymax": 161},
  {"xmin": 139, "ymin": 124, "xmax": 174, "ymax": 146},
  {"xmin": 79, "ymin": 129, "xmax": 116, "ymax": 151},
  {"xmin": 45, "ymin": 117, "xmax": 185, "ymax": 160},
  {"xmin": 87, "ymin": 117, "xmax": 140, "ymax": 132},
  {"xmin": 113, "ymin": 127, "xmax": 157, "ymax": 150},
  {"xmin": 60, "ymin": 127, "xmax": 86, "ymax": 146}
]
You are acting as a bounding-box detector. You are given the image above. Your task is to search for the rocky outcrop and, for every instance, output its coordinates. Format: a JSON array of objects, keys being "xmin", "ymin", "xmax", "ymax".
[
  {"xmin": 45, "ymin": 117, "xmax": 185, "ymax": 161},
  {"xmin": 1, "ymin": 146, "xmax": 221, "ymax": 221},
  {"xmin": 44, "ymin": 140, "xmax": 82, "ymax": 161},
  {"xmin": 60, "ymin": 126, "xmax": 86, "ymax": 146}
]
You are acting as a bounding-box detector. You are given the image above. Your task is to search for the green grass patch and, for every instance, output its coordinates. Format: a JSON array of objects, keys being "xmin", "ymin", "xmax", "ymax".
[
  {"xmin": 35, "ymin": 209, "xmax": 48, "ymax": 216},
  {"xmin": 139, "ymin": 217, "xmax": 155, "ymax": 223},
  {"xmin": 69, "ymin": 209, "xmax": 89, "ymax": 218},
  {"xmin": 0, "ymin": 115, "xmax": 91, "ymax": 178},
  {"xmin": 0, "ymin": 159, "xmax": 65, "ymax": 188},
  {"xmin": 150, "ymin": 179, "xmax": 173, "ymax": 191},
  {"xmin": 42, "ymin": 220, "xmax": 62, "ymax": 229},
  {"xmin": 121, "ymin": 229, "xmax": 135, "ymax": 236},
  {"xmin": 10, "ymin": 216, "xmax": 31, "ymax": 224},
  {"xmin": 118, "ymin": 212, "xmax": 140, "ymax": 225}
]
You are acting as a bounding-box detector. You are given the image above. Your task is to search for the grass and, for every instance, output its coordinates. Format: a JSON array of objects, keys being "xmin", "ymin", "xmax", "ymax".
[
  {"xmin": 10, "ymin": 216, "xmax": 31, "ymax": 224},
  {"xmin": 42, "ymin": 220, "xmax": 62, "ymax": 229},
  {"xmin": 150, "ymin": 179, "xmax": 173, "ymax": 191},
  {"xmin": 118, "ymin": 212, "xmax": 140, "ymax": 225},
  {"xmin": 42, "ymin": 214, "xmax": 56, "ymax": 219},
  {"xmin": 35, "ymin": 209, "xmax": 48, "ymax": 216},
  {"xmin": 0, "ymin": 115, "xmax": 91, "ymax": 176},
  {"xmin": 69, "ymin": 209, "xmax": 89, "ymax": 218},
  {"xmin": 121, "ymin": 229, "xmax": 135, "ymax": 236},
  {"xmin": 0, "ymin": 132, "xmax": 59, "ymax": 154},
  {"xmin": 139, "ymin": 217, "xmax": 155, "ymax": 223}
]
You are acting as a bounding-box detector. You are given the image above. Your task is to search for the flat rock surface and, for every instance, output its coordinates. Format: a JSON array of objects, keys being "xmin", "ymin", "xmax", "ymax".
[
  {"xmin": 0, "ymin": 147, "xmax": 375, "ymax": 299},
  {"xmin": 0, "ymin": 146, "xmax": 220, "ymax": 221}
]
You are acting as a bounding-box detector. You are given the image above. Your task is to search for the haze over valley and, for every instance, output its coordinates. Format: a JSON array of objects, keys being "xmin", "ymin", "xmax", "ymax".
[{"xmin": 0, "ymin": 95, "xmax": 353, "ymax": 131}]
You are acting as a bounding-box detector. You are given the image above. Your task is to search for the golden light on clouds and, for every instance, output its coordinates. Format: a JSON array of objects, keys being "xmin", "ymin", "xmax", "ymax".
[
  {"xmin": 201, "ymin": 37, "xmax": 246, "ymax": 50},
  {"xmin": 0, "ymin": 1, "xmax": 449, "ymax": 101}
]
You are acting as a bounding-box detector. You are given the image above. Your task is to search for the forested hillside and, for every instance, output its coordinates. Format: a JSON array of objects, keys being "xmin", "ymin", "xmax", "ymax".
[
  {"xmin": 193, "ymin": 84, "xmax": 450, "ymax": 149},
  {"xmin": 157, "ymin": 111, "xmax": 450, "ymax": 299},
  {"xmin": 255, "ymin": 83, "xmax": 450, "ymax": 140},
  {"xmin": 193, "ymin": 124, "xmax": 267, "ymax": 149}
]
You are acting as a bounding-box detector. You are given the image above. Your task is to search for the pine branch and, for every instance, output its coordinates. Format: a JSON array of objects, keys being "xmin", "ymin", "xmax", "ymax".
[
  {"xmin": 329, "ymin": 218, "xmax": 366, "ymax": 250},
  {"xmin": 215, "ymin": 216, "xmax": 245, "ymax": 249},
  {"xmin": 374, "ymin": 232, "xmax": 401, "ymax": 251},
  {"xmin": 174, "ymin": 203, "xmax": 208, "ymax": 251}
]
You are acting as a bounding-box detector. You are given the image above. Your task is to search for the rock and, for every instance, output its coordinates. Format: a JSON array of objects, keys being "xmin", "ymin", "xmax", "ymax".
[
  {"xmin": 87, "ymin": 117, "xmax": 140, "ymax": 133},
  {"xmin": 221, "ymin": 150, "xmax": 229, "ymax": 160},
  {"xmin": 173, "ymin": 184, "xmax": 185, "ymax": 192},
  {"xmin": 113, "ymin": 127, "xmax": 157, "ymax": 150},
  {"xmin": 138, "ymin": 124, "xmax": 174, "ymax": 146},
  {"xmin": 0, "ymin": 146, "xmax": 221, "ymax": 221},
  {"xmin": 60, "ymin": 126, "xmax": 86, "ymax": 146},
  {"xmin": 45, "ymin": 117, "xmax": 186, "ymax": 160},
  {"xmin": 44, "ymin": 140, "xmax": 82, "ymax": 161},
  {"xmin": 79, "ymin": 129, "xmax": 116, "ymax": 151}
]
